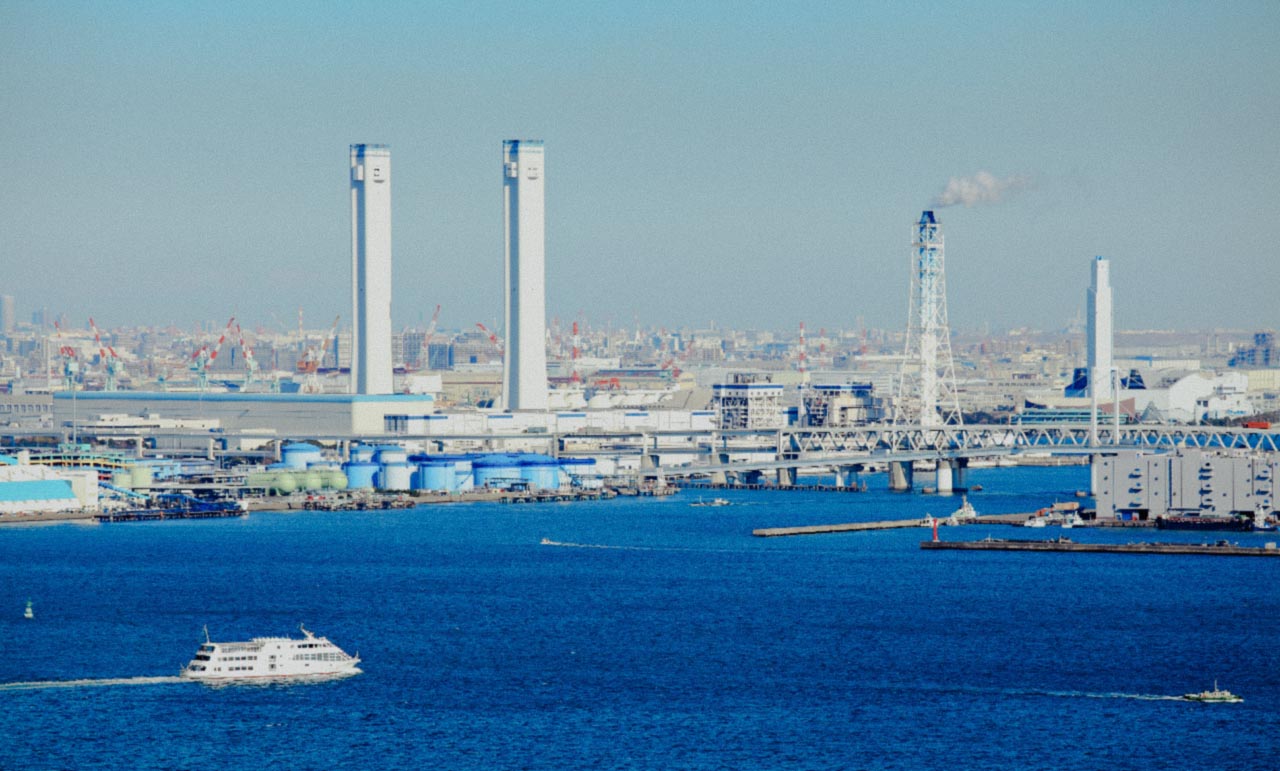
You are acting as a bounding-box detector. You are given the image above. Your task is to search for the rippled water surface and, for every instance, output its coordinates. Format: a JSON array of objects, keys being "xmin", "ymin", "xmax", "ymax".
[{"xmin": 2, "ymin": 466, "xmax": 1277, "ymax": 769}]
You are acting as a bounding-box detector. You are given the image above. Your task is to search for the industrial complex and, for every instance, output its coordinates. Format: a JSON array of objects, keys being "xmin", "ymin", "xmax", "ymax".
[{"xmin": 1, "ymin": 143, "xmax": 1277, "ymax": 526}]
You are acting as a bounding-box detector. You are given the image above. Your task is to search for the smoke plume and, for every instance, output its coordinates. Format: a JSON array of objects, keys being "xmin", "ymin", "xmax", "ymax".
[{"xmin": 932, "ymin": 171, "xmax": 1029, "ymax": 208}]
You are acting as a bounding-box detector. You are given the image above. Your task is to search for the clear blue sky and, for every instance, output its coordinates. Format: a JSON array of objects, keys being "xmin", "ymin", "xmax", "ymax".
[{"xmin": 2, "ymin": 1, "xmax": 1277, "ymax": 335}]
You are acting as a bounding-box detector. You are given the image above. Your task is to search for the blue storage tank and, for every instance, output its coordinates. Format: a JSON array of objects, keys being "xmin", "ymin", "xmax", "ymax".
[
  {"xmin": 281, "ymin": 442, "xmax": 322, "ymax": 470},
  {"xmin": 349, "ymin": 444, "xmax": 376, "ymax": 463},
  {"xmin": 377, "ymin": 461, "xmax": 414, "ymax": 491},
  {"xmin": 343, "ymin": 461, "xmax": 379, "ymax": 490},
  {"xmin": 472, "ymin": 454, "xmax": 523, "ymax": 488},
  {"xmin": 414, "ymin": 461, "xmax": 456, "ymax": 492},
  {"xmin": 519, "ymin": 454, "xmax": 561, "ymax": 489},
  {"xmin": 374, "ymin": 445, "xmax": 408, "ymax": 465}
]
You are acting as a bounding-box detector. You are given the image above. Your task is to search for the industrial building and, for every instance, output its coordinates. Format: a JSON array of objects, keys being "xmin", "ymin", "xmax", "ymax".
[
  {"xmin": 712, "ymin": 374, "xmax": 784, "ymax": 430},
  {"xmin": 0, "ymin": 454, "xmax": 98, "ymax": 514},
  {"xmin": 53, "ymin": 391, "xmax": 435, "ymax": 439},
  {"xmin": 1095, "ymin": 449, "xmax": 1278, "ymax": 520},
  {"xmin": 502, "ymin": 139, "xmax": 549, "ymax": 411},
  {"xmin": 800, "ymin": 384, "xmax": 884, "ymax": 427}
]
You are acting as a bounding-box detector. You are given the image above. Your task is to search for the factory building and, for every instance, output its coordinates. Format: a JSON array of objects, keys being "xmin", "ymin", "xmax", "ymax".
[
  {"xmin": 350, "ymin": 143, "xmax": 394, "ymax": 395},
  {"xmin": 801, "ymin": 384, "xmax": 884, "ymax": 427},
  {"xmin": 712, "ymin": 374, "xmax": 784, "ymax": 430},
  {"xmin": 502, "ymin": 139, "xmax": 549, "ymax": 411},
  {"xmin": 53, "ymin": 391, "xmax": 435, "ymax": 438},
  {"xmin": 0, "ymin": 456, "xmax": 98, "ymax": 514},
  {"xmin": 1095, "ymin": 449, "xmax": 1278, "ymax": 520}
]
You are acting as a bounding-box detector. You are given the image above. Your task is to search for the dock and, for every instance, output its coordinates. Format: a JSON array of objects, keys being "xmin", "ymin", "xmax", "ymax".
[
  {"xmin": 921, "ymin": 538, "xmax": 1280, "ymax": 558},
  {"xmin": 752, "ymin": 512, "xmax": 1028, "ymax": 537}
]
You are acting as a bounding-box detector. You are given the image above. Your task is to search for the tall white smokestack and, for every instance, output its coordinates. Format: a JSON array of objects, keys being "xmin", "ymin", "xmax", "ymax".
[
  {"xmin": 502, "ymin": 139, "xmax": 548, "ymax": 411},
  {"xmin": 350, "ymin": 143, "xmax": 393, "ymax": 395},
  {"xmin": 1087, "ymin": 256, "xmax": 1113, "ymax": 400}
]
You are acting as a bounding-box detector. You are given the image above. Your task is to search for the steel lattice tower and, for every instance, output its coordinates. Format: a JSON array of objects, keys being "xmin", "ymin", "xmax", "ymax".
[{"xmin": 894, "ymin": 210, "xmax": 962, "ymax": 427}]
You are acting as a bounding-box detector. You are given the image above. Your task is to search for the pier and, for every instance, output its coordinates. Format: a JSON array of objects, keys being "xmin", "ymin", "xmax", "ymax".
[
  {"xmin": 921, "ymin": 538, "xmax": 1280, "ymax": 558},
  {"xmin": 752, "ymin": 512, "xmax": 1027, "ymax": 537}
]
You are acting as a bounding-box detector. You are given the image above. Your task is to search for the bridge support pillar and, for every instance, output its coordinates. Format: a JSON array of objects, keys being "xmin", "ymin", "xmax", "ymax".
[
  {"xmin": 709, "ymin": 452, "xmax": 730, "ymax": 486},
  {"xmin": 777, "ymin": 467, "xmax": 797, "ymax": 487},
  {"xmin": 935, "ymin": 459, "xmax": 953, "ymax": 494},
  {"xmin": 889, "ymin": 461, "xmax": 913, "ymax": 492},
  {"xmin": 743, "ymin": 470, "xmax": 765, "ymax": 486},
  {"xmin": 835, "ymin": 465, "xmax": 859, "ymax": 488},
  {"xmin": 953, "ymin": 458, "xmax": 968, "ymax": 492}
]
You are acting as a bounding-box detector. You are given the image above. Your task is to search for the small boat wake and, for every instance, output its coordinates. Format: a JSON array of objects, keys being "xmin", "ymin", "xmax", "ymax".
[
  {"xmin": 0, "ymin": 676, "xmax": 188, "ymax": 692},
  {"xmin": 540, "ymin": 537, "xmax": 657, "ymax": 551},
  {"xmin": 1034, "ymin": 689, "xmax": 1184, "ymax": 702}
]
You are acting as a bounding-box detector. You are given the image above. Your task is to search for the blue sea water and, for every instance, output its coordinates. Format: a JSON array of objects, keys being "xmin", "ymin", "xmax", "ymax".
[{"xmin": 1, "ymin": 466, "xmax": 1278, "ymax": 770}]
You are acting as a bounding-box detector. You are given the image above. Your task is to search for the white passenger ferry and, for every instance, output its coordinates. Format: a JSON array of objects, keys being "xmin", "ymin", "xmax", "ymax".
[{"xmin": 180, "ymin": 624, "xmax": 361, "ymax": 682}]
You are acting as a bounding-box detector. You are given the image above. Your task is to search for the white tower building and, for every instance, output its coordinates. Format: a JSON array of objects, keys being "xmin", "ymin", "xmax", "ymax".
[
  {"xmin": 894, "ymin": 210, "xmax": 962, "ymax": 427},
  {"xmin": 1087, "ymin": 256, "xmax": 1114, "ymax": 399},
  {"xmin": 502, "ymin": 139, "xmax": 549, "ymax": 411},
  {"xmin": 350, "ymin": 144, "xmax": 393, "ymax": 395}
]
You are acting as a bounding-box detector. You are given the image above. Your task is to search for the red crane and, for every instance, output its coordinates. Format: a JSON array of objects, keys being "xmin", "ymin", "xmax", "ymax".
[{"xmin": 476, "ymin": 322, "xmax": 504, "ymax": 357}]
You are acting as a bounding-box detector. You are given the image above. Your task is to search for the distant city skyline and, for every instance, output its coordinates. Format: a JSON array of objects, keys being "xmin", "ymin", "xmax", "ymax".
[{"xmin": 2, "ymin": 2, "xmax": 1277, "ymax": 335}]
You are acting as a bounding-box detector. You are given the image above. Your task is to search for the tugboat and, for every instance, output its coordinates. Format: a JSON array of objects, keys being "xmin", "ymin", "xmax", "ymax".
[
  {"xmin": 180, "ymin": 624, "xmax": 361, "ymax": 683},
  {"xmin": 23, "ymin": 599, "xmax": 33, "ymax": 620},
  {"xmin": 1181, "ymin": 681, "xmax": 1242, "ymax": 703}
]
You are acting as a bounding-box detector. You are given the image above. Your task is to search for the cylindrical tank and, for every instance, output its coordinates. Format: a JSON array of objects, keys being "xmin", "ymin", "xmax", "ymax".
[
  {"xmin": 373, "ymin": 445, "xmax": 408, "ymax": 465},
  {"xmin": 472, "ymin": 454, "xmax": 522, "ymax": 488},
  {"xmin": 343, "ymin": 461, "xmax": 379, "ymax": 490},
  {"xmin": 378, "ymin": 461, "xmax": 413, "ymax": 491},
  {"xmin": 130, "ymin": 466, "xmax": 154, "ymax": 489},
  {"xmin": 414, "ymin": 461, "xmax": 455, "ymax": 492},
  {"xmin": 300, "ymin": 471, "xmax": 323, "ymax": 490},
  {"xmin": 281, "ymin": 442, "xmax": 322, "ymax": 470},
  {"xmin": 349, "ymin": 444, "xmax": 376, "ymax": 463},
  {"xmin": 520, "ymin": 456, "xmax": 561, "ymax": 490}
]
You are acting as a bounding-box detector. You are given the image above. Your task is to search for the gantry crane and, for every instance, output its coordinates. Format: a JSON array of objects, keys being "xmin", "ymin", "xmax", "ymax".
[
  {"xmin": 297, "ymin": 315, "xmax": 340, "ymax": 393},
  {"xmin": 89, "ymin": 317, "xmax": 126, "ymax": 391},
  {"xmin": 190, "ymin": 316, "xmax": 235, "ymax": 392}
]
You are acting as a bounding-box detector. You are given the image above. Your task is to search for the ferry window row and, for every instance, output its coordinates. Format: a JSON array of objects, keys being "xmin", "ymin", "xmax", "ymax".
[
  {"xmin": 294, "ymin": 653, "xmax": 344, "ymax": 661},
  {"xmin": 220, "ymin": 655, "xmax": 258, "ymax": 661}
]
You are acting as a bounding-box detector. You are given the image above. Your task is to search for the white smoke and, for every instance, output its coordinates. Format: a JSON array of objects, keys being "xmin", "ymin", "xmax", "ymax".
[{"xmin": 932, "ymin": 171, "xmax": 1029, "ymax": 208}]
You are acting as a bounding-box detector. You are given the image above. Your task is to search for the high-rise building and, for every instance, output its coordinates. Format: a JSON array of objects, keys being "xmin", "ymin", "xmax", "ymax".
[
  {"xmin": 350, "ymin": 144, "xmax": 393, "ymax": 395},
  {"xmin": 1087, "ymin": 256, "xmax": 1113, "ymax": 399},
  {"xmin": 0, "ymin": 295, "xmax": 14, "ymax": 334},
  {"xmin": 501, "ymin": 139, "xmax": 548, "ymax": 411}
]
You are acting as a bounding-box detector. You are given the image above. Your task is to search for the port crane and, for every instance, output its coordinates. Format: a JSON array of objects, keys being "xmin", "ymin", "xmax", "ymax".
[
  {"xmin": 53, "ymin": 321, "xmax": 80, "ymax": 391},
  {"xmin": 190, "ymin": 316, "xmax": 235, "ymax": 392},
  {"xmin": 89, "ymin": 317, "xmax": 126, "ymax": 391},
  {"xmin": 476, "ymin": 322, "xmax": 504, "ymax": 358},
  {"xmin": 297, "ymin": 315, "xmax": 340, "ymax": 393},
  {"xmin": 415, "ymin": 304, "xmax": 441, "ymax": 371},
  {"xmin": 236, "ymin": 323, "xmax": 278, "ymax": 392}
]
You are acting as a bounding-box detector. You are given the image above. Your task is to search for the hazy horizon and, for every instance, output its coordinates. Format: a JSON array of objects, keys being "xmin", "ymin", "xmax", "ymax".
[{"xmin": 3, "ymin": 2, "xmax": 1277, "ymax": 336}]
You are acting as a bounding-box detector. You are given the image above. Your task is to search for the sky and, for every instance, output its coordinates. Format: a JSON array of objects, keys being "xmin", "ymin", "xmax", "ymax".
[{"xmin": 2, "ymin": 1, "xmax": 1277, "ymax": 336}]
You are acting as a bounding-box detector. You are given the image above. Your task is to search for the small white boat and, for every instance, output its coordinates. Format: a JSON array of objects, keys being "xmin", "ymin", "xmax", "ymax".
[
  {"xmin": 1062, "ymin": 514, "xmax": 1084, "ymax": 529},
  {"xmin": 1024, "ymin": 517, "xmax": 1047, "ymax": 528},
  {"xmin": 1182, "ymin": 680, "xmax": 1242, "ymax": 703},
  {"xmin": 690, "ymin": 497, "xmax": 731, "ymax": 508},
  {"xmin": 23, "ymin": 599, "xmax": 34, "ymax": 620},
  {"xmin": 951, "ymin": 496, "xmax": 977, "ymax": 520}
]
